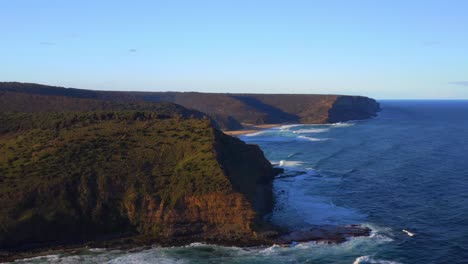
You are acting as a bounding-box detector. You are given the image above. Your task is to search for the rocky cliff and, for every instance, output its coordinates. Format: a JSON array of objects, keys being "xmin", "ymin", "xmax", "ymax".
[
  {"xmin": 127, "ymin": 92, "xmax": 381, "ymax": 127},
  {"xmin": 327, "ymin": 96, "xmax": 381, "ymax": 123},
  {"xmin": 0, "ymin": 108, "xmax": 278, "ymax": 254},
  {"xmin": 0, "ymin": 82, "xmax": 380, "ymax": 130},
  {"xmin": 0, "ymin": 83, "xmax": 377, "ymax": 260}
]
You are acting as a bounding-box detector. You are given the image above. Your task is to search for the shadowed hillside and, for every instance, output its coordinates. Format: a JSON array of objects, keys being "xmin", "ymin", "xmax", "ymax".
[{"xmin": 0, "ymin": 82, "xmax": 381, "ymax": 130}]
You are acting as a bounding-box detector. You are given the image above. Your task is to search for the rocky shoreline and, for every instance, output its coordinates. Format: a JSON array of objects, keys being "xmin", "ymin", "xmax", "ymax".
[
  {"xmin": 0, "ymin": 224, "xmax": 371, "ymax": 262},
  {"xmin": 0, "ymin": 84, "xmax": 380, "ymax": 263},
  {"xmin": 0, "ymin": 121, "xmax": 374, "ymax": 263}
]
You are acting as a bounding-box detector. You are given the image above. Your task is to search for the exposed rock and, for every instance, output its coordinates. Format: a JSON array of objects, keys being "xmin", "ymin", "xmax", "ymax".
[
  {"xmin": 327, "ymin": 96, "xmax": 381, "ymax": 123},
  {"xmin": 275, "ymin": 224, "xmax": 372, "ymax": 244}
]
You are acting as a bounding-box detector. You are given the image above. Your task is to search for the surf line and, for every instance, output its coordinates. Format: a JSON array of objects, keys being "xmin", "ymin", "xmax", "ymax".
[{"xmin": 402, "ymin": 229, "xmax": 415, "ymax": 237}]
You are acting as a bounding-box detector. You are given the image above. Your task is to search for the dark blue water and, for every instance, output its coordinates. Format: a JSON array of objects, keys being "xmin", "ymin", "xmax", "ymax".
[
  {"xmin": 14, "ymin": 101, "xmax": 468, "ymax": 264},
  {"xmin": 240, "ymin": 100, "xmax": 468, "ymax": 263}
]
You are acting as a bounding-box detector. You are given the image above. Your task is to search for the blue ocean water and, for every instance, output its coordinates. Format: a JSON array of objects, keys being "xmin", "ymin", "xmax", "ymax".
[{"xmin": 13, "ymin": 101, "xmax": 468, "ymax": 264}]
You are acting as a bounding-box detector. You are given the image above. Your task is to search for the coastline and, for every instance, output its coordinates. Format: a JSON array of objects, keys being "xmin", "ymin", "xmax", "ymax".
[
  {"xmin": 223, "ymin": 123, "xmax": 283, "ymax": 136},
  {"xmin": 0, "ymin": 121, "xmax": 377, "ymax": 262},
  {"xmin": 0, "ymin": 224, "xmax": 372, "ymax": 262}
]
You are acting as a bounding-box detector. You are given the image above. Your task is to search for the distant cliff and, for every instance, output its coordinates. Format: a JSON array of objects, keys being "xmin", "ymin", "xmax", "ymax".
[
  {"xmin": 0, "ymin": 82, "xmax": 380, "ymax": 130},
  {"xmin": 0, "ymin": 108, "xmax": 279, "ymax": 253}
]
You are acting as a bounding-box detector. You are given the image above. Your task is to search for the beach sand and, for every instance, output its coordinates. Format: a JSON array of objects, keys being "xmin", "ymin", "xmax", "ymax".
[{"xmin": 223, "ymin": 124, "xmax": 282, "ymax": 136}]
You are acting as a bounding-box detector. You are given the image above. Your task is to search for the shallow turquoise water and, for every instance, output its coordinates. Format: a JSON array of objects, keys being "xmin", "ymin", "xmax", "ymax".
[{"xmin": 13, "ymin": 101, "xmax": 468, "ymax": 263}]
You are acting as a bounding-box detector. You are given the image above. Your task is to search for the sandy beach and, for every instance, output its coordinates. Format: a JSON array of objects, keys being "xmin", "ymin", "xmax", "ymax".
[{"xmin": 223, "ymin": 123, "xmax": 283, "ymax": 136}]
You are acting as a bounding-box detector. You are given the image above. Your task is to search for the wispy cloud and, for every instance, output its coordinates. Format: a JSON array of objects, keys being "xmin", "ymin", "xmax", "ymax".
[
  {"xmin": 39, "ymin": 42, "xmax": 56, "ymax": 46},
  {"xmin": 449, "ymin": 81, "xmax": 468, "ymax": 86}
]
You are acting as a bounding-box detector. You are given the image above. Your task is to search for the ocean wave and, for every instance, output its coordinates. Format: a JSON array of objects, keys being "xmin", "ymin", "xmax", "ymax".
[
  {"xmin": 258, "ymin": 244, "xmax": 282, "ymax": 255},
  {"xmin": 88, "ymin": 248, "xmax": 107, "ymax": 252},
  {"xmin": 109, "ymin": 257, "xmax": 187, "ymax": 264},
  {"xmin": 297, "ymin": 135, "xmax": 328, "ymax": 141},
  {"xmin": 256, "ymin": 233, "xmax": 397, "ymax": 263},
  {"xmin": 277, "ymin": 160, "xmax": 304, "ymax": 167},
  {"xmin": 278, "ymin": 124, "xmax": 303, "ymax": 130},
  {"xmin": 11, "ymin": 227, "xmax": 396, "ymax": 263},
  {"xmin": 242, "ymin": 135, "xmax": 327, "ymax": 143},
  {"xmin": 292, "ymin": 128, "xmax": 330, "ymax": 134},
  {"xmin": 13, "ymin": 254, "xmax": 61, "ymax": 263},
  {"xmin": 186, "ymin": 242, "xmax": 208, "ymax": 247},
  {"xmin": 353, "ymin": 255, "xmax": 402, "ymax": 264},
  {"xmin": 271, "ymin": 170, "xmax": 366, "ymax": 227},
  {"xmin": 364, "ymin": 224, "xmax": 395, "ymax": 243},
  {"xmin": 330, "ymin": 122, "xmax": 355, "ymax": 127},
  {"xmin": 279, "ymin": 122, "xmax": 354, "ymax": 130}
]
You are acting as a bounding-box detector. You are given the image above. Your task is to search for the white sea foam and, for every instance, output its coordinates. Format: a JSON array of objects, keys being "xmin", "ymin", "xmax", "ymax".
[
  {"xmin": 14, "ymin": 254, "xmax": 61, "ymax": 262},
  {"xmin": 271, "ymin": 171, "xmax": 365, "ymax": 227},
  {"xmin": 12, "ymin": 230, "xmax": 396, "ymax": 263},
  {"xmin": 292, "ymin": 128, "xmax": 330, "ymax": 134},
  {"xmin": 297, "ymin": 135, "xmax": 328, "ymax": 141},
  {"xmin": 279, "ymin": 122, "xmax": 354, "ymax": 130},
  {"xmin": 353, "ymin": 255, "xmax": 402, "ymax": 264},
  {"xmin": 331, "ymin": 122, "xmax": 355, "ymax": 127},
  {"xmin": 276, "ymin": 160, "xmax": 304, "ymax": 167},
  {"xmin": 186, "ymin": 242, "xmax": 208, "ymax": 247},
  {"xmin": 255, "ymin": 233, "xmax": 397, "ymax": 264},
  {"xmin": 108, "ymin": 250, "xmax": 188, "ymax": 264},
  {"xmin": 258, "ymin": 244, "xmax": 282, "ymax": 255},
  {"xmin": 88, "ymin": 247, "xmax": 107, "ymax": 252},
  {"xmin": 402, "ymin": 229, "xmax": 415, "ymax": 237},
  {"xmin": 278, "ymin": 124, "xmax": 303, "ymax": 130}
]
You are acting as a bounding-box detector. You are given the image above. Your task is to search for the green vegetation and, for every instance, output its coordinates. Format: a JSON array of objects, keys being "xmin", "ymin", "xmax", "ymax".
[
  {"xmin": 0, "ymin": 82, "xmax": 380, "ymax": 130},
  {"xmin": 0, "ymin": 82, "xmax": 380, "ymax": 254},
  {"xmin": 0, "ymin": 87, "xmax": 281, "ymax": 253},
  {"xmin": 0, "ymin": 110, "xmax": 246, "ymax": 249}
]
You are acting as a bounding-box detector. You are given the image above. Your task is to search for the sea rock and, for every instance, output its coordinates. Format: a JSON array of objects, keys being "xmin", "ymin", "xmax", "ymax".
[{"xmin": 275, "ymin": 224, "xmax": 372, "ymax": 244}]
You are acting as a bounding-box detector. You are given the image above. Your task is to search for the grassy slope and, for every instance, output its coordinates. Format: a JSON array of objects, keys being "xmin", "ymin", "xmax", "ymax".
[{"xmin": 0, "ymin": 109, "xmax": 275, "ymax": 250}]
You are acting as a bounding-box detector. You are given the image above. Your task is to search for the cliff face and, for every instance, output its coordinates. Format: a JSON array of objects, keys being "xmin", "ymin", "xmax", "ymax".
[
  {"xmin": 0, "ymin": 83, "xmax": 381, "ymax": 130},
  {"xmin": 0, "ymin": 110, "xmax": 277, "ymax": 251},
  {"xmin": 118, "ymin": 92, "xmax": 380, "ymax": 127},
  {"xmin": 213, "ymin": 130, "xmax": 278, "ymax": 216},
  {"xmin": 0, "ymin": 83, "xmax": 378, "ymax": 260},
  {"xmin": 327, "ymin": 96, "xmax": 381, "ymax": 123}
]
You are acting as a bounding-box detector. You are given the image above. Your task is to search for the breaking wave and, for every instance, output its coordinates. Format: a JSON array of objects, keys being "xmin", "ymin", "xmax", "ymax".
[
  {"xmin": 353, "ymin": 256, "xmax": 402, "ymax": 264},
  {"xmin": 292, "ymin": 128, "xmax": 330, "ymax": 134},
  {"xmin": 297, "ymin": 135, "xmax": 328, "ymax": 141}
]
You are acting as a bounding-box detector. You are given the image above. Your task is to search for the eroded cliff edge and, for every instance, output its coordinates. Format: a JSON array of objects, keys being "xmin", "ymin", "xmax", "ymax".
[
  {"xmin": 0, "ymin": 108, "xmax": 279, "ymax": 259},
  {"xmin": 0, "ymin": 83, "xmax": 377, "ymax": 261},
  {"xmin": 0, "ymin": 82, "xmax": 381, "ymax": 130}
]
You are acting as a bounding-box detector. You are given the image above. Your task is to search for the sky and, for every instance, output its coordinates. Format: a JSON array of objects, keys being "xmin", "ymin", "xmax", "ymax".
[{"xmin": 1, "ymin": 0, "xmax": 468, "ymax": 99}]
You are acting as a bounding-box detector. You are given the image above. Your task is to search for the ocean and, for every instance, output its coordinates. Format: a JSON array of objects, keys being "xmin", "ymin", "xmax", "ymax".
[{"xmin": 12, "ymin": 100, "xmax": 468, "ymax": 263}]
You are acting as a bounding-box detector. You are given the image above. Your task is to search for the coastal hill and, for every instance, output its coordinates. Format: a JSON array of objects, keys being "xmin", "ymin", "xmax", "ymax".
[
  {"xmin": 0, "ymin": 103, "xmax": 280, "ymax": 255},
  {"xmin": 0, "ymin": 82, "xmax": 380, "ymax": 129},
  {"xmin": 0, "ymin": 82, "xmax": 377, "ymax": 260}
]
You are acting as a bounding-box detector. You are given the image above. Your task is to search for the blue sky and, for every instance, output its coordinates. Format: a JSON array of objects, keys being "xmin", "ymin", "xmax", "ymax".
[{"xmin": 1, "ymin": 0, "xmax": 468, "ymax": 99}]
